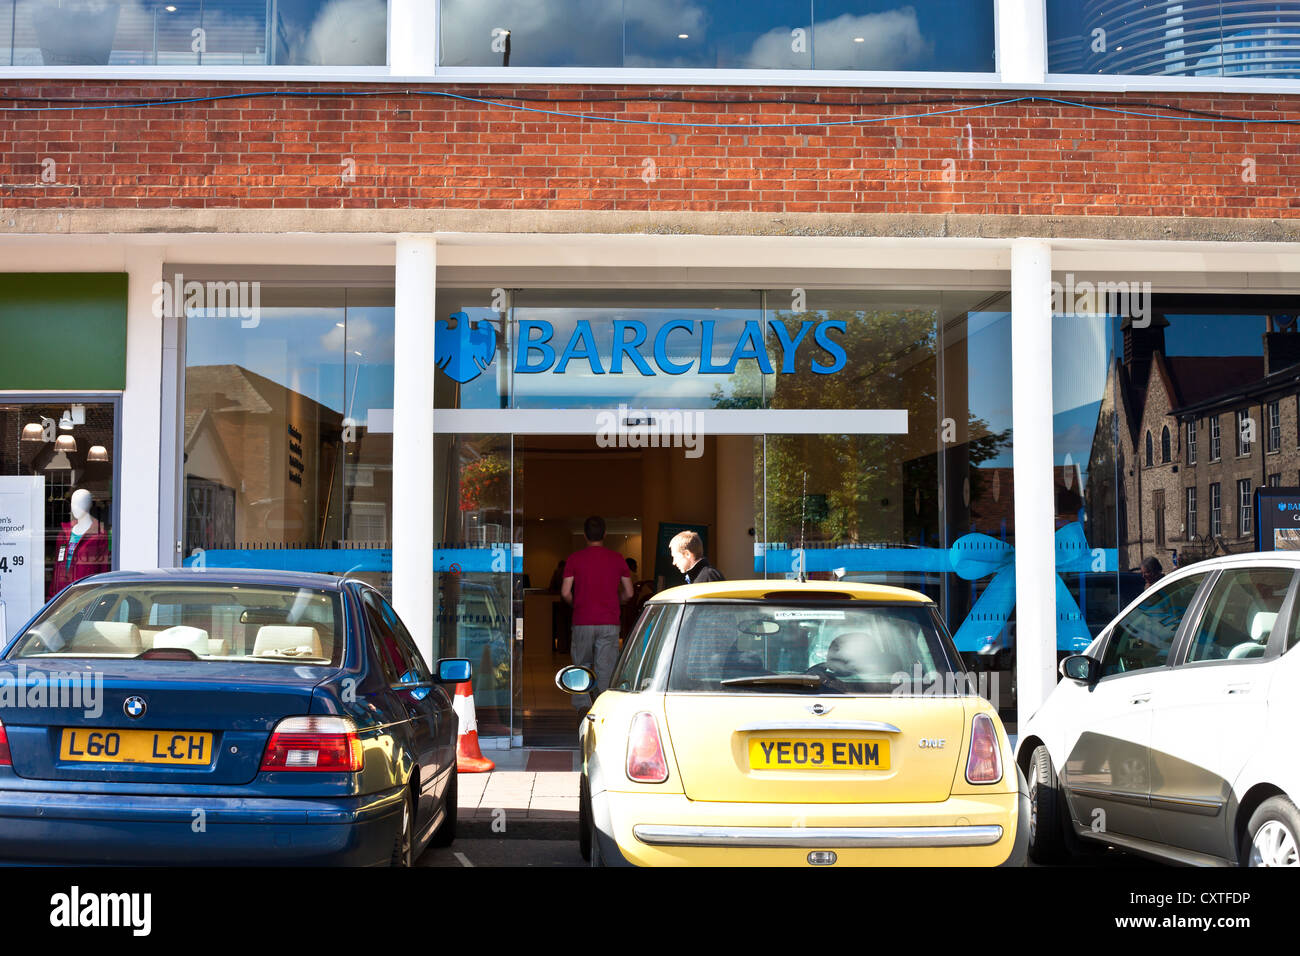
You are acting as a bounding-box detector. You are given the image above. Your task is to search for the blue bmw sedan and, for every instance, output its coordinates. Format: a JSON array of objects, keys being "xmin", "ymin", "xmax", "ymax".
[{"xmin": 0, "ymin": 569, "xmax": 466, "ymax": 866}]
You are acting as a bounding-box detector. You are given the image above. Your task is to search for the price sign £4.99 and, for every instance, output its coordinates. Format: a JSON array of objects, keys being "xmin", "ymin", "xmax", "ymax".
[{"xmin": 0, "ymin": 477, "xmax": 45, "ymax": 642}]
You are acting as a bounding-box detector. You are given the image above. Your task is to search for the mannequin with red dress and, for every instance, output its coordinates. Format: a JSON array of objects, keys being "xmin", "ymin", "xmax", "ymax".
[{"xmin": 48, "ymin": 488, "xmax": 111, "ymax": 599}]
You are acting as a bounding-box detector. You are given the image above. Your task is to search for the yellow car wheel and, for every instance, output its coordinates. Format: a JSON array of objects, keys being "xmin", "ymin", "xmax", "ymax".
[{"xmin": 578, "ymin": 776, "xmax": 592, "ymax": 863}]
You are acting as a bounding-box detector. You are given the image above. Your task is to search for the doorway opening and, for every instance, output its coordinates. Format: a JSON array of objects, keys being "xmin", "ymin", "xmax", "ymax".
[{"xmin": 516, "ymin": 433, "xmax": 739, "ymax": 746}]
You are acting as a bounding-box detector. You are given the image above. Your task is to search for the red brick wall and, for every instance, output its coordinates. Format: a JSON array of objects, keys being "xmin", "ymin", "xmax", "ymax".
[{"xmin": 0, "ymin": 82, "xmax": 1294, "ymax": 216}]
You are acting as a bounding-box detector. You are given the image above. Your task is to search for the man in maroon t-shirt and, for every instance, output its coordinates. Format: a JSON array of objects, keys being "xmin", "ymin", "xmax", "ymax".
[{"xmin": 561, "ymin": 515, "xmax": 633, "ymax": 705}]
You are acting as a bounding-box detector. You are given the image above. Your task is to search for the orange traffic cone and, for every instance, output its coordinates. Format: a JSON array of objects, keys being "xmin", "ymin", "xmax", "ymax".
[{"xmin": 453, "ymin": 680, "xmax": 495, "ymax": 773}]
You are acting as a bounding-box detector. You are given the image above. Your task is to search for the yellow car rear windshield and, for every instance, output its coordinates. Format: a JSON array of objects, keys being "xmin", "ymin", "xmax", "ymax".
[{"xmin": 665, "ymin": 602, "xmax": 962, "ymax": 694}]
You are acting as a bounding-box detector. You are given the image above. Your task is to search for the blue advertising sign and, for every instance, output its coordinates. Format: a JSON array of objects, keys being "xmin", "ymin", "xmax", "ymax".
[
  {"xmin": 1255, "ymin": 486, "xmax": 1300, "ymax": 551},
  {"xmin": 433, "ymin": 312, "xmax": 848, "ymax": 385}
]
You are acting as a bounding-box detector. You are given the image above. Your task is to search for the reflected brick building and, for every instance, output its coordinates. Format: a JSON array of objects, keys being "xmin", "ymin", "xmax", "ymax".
[{"xmin": 1090, "ymin": 312, "xmax": 1300, "ymax": 572}]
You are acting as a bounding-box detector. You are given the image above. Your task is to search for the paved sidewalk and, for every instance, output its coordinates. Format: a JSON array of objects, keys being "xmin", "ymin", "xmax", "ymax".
[{"xmin": 457, "ymin": 749, "xmax": 581, "ymax": 825}]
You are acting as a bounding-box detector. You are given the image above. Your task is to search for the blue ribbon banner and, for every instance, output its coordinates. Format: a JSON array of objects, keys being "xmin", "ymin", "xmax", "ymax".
[
  {"xmin": 755, "ymin": 522, "xmax": 1119, "ymax": 655},
  {"xmin": 183, "ymin": 546, "xmax": 523, "ymax": 575}
]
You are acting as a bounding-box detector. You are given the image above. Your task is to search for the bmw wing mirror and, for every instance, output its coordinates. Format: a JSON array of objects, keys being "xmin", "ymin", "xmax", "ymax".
[
  {"xmin": 555, "ymin": 665, "xmax": 595, "ymax": 696},
  {"xmin": 436, "ymin": 658, "xmax": 472, "ymax": 684}
]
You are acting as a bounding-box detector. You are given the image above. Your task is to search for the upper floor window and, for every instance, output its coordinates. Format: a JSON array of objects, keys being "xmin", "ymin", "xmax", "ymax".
[
  {"xmin": 1160, "ymin": 425, "xmax": 1171, "ymax": 464},
  {"xmin": 1269, "ymin": 400, "xmax": 1281, "ymax": 453},
  {"xmin": 1, "ymin": 0, "xmax": 388, "ymax": 67},
  {"xmin": 1047, "ymin": 1, "xmax": 1300, "ymax": 79},
  {"xmin": 1237, "ymin": 408, "xmax": 1254, "ymax": 457},
  {"xmin": 1238, "ymin": 477, "xmax": 1253, "ymax": 537},
  {"xmin": 1210, "ymin": 482, "xmax": 1222, "ymax": 537},
  {"xmin": 1187, "ymin": 419, "xmax": 1198, "ymax": 465},
  {"xmin": 437, "ymin": 0, "xmax": 997, "ymax": 72},
  {"xmin": 1145, "ymin": 430, "xmax": 1154, "ymax": 467}
]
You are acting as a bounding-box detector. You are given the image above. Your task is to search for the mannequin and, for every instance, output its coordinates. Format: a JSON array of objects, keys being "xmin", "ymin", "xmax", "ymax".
[
  {"xmin": 70, "ymin": 489, "xmax": 93, "ymax": 537},
  {"xmin": 48, "ymin": 488, "xmax": 111, "ymax": 598}
]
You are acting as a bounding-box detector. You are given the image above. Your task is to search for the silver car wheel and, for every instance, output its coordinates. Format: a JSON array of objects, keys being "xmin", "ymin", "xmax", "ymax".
[
  {"xmin": 1250, "ymin": 820, "xmax": 1299, "ymax": 866},
  {"xmin": 1027, "ymin": 771, "xmax": 1039, "ymax": 844}
]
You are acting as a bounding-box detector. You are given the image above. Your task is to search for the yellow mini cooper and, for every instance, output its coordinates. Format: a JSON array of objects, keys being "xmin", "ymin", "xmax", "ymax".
[{"xmin": 556, "ymin": 580, "xmax": 1027, "ymax": 867}]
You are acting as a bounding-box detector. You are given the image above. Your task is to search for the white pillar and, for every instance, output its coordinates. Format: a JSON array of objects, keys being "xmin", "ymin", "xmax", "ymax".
[
  {"xmin": 118, "ymin": 247, "xmax": 165, "ymax": 571},
  {"xmin": 997, "ymin": 0, "xmax": 1047, "ymax": 85},
  {"xmin": 1011, "ymin": 239, "xmax": 1056, "ymax": 732},
  {"xmin": 388, "ymin": 0, "xmax": 439, "ymax": 76},
  {"xmin": 393, "ymin": 236, "xmax": 437, "ymax": 664}
]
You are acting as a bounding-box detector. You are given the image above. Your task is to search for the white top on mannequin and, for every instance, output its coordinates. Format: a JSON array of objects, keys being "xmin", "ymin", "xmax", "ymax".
[{"xmin": 70, "ymin": 489, "xmax": 94, "ymax": 537}]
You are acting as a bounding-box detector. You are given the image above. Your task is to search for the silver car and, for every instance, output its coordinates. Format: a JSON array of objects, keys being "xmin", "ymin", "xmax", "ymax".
[{"xmin": 1016, "ymin": 552, "xmax": 1300, "ymax": 866}]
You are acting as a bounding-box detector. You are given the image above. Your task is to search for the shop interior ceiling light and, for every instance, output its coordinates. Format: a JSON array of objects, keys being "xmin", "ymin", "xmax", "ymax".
[
  {"xmin": 55, "ymin": 435, "xmax": 76, "ymax": 453},
  {"xmin": 87, "ymin": 445, "xmax": 109, "ymax": 462},
  {"xmin": 20, "ymin": 423, "xmax": 43, "ymax": 441}
]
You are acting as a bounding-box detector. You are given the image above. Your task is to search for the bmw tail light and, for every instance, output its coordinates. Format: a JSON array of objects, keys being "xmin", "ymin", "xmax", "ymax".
[
  {"xmin": 0, "ymin": 719, "xmax": 10, "ymax": 767},
  {"xmin": 260, "ymin": 716, "xmax": 363, "ymax": 772},
  {"xmin": 965, "ymin": 713, "xmax": 1002, "ymax": 784},
  {"xmin": 626, "ymin": 712, "xmax": 669, "ymax": 784}
]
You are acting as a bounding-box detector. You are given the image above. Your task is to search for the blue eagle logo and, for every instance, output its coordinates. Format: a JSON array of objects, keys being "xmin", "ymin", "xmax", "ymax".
[{"xmin": 435, "ymin": 311, "xmax": 496, "ymax": 384}]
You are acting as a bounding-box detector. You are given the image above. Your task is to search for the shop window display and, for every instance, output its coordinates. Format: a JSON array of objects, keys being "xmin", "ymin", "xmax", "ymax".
[{"xmin": 0, "ymin": 401, "xmax": 116, "ymax": 638}]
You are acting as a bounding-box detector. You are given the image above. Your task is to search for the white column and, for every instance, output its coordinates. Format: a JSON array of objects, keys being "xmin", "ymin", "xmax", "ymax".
[
  {"xmin": 997, "ymin": 0, "xmax": 1047, "ymax": 85},
  {"xmin": 393, "ymin": 236, "xmax": 437, "ymax": 664},
  {"xmin": 1011, "ymin": 239, "xmax": 1056, "ymax": 733},
  {"xmin": 118, "ymin": 247, "xmax": 165, "ymax": 571},
  {"xmin": 388, "ymin": 0, "xmax": 439, "ymax": 76}
]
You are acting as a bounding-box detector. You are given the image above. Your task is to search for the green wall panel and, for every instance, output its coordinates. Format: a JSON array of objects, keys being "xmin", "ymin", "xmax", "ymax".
[{"xmin": 0, "ymin": 274, "xmax": 128, "ymax": 390}]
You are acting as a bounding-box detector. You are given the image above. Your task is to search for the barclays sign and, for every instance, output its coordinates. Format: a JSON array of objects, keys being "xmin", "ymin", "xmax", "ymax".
[{"xmin": 435, "ymin": 313, "xmax": 847, "ymax": 385}]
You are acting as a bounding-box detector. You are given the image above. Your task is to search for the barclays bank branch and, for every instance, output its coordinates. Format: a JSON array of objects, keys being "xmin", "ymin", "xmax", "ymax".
[{"xmin": 4, "ymin": 235, "xmax": 1300, "ymax": 748}]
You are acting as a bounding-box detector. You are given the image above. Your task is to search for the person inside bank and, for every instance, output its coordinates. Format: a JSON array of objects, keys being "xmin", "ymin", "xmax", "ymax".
[
  {"xmin": 561, "ymin": 515, "xmax": 633, "ymax": 707},
  {"xmin": 669, "ymin": 530, "xmax": 725, "ymax": 584}
]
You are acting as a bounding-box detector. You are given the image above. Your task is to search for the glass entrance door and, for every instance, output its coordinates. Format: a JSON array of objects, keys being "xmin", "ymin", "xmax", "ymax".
[{"xmin": 432, "ymin": 431, "xmax": 520, "ymax": 746}]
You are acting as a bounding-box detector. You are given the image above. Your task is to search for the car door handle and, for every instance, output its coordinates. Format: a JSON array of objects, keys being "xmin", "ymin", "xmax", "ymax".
[
  {"xmin": 1129, "ymin": 692, "xmax": 1151, "ymax": 705},
  {"xmin": 1226, "ymin": 683, "xmax": 1253, "ymax": 695}
]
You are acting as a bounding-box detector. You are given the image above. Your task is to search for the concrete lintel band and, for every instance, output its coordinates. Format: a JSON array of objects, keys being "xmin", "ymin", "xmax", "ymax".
[{"xmin": 8, "ymin": 210, "xmax": 1300, "ymax": 245}]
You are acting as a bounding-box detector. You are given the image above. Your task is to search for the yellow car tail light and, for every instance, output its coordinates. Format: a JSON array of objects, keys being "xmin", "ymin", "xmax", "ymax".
[
  {"xmin": 964, "ymin": 713, "xmax": 1002, "ymax": 784},
  {"xmin": 626, "ymin": 711, "xmax": 669, "ymax": 784}
]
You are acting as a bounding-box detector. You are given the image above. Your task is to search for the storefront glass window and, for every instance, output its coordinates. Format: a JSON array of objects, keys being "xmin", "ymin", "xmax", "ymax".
[
  {"xmin": 438, "ymin": 0, "xmax": 994, "ymax": 72},
  {"xmin": 755, "ymin": 291, "xmax": 1014, "ymax": 708},
  {"xmin": 2, "ymin": 0, "xmax": 387, "ymax": 67},
  {"xmin": 182, "ymin": 285, "xmax": 394, "ymax": 595},
  {"xmin": 0, "ymin": 400, "xmax": 117, "ymax": 639},
  {"xmin": 1058, "ymin": 296, "xmax": 1300, "ymax": 656},
  {"xmin": 430, "ymin": 287, "xmax": 1015, "ymax": 725}
]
